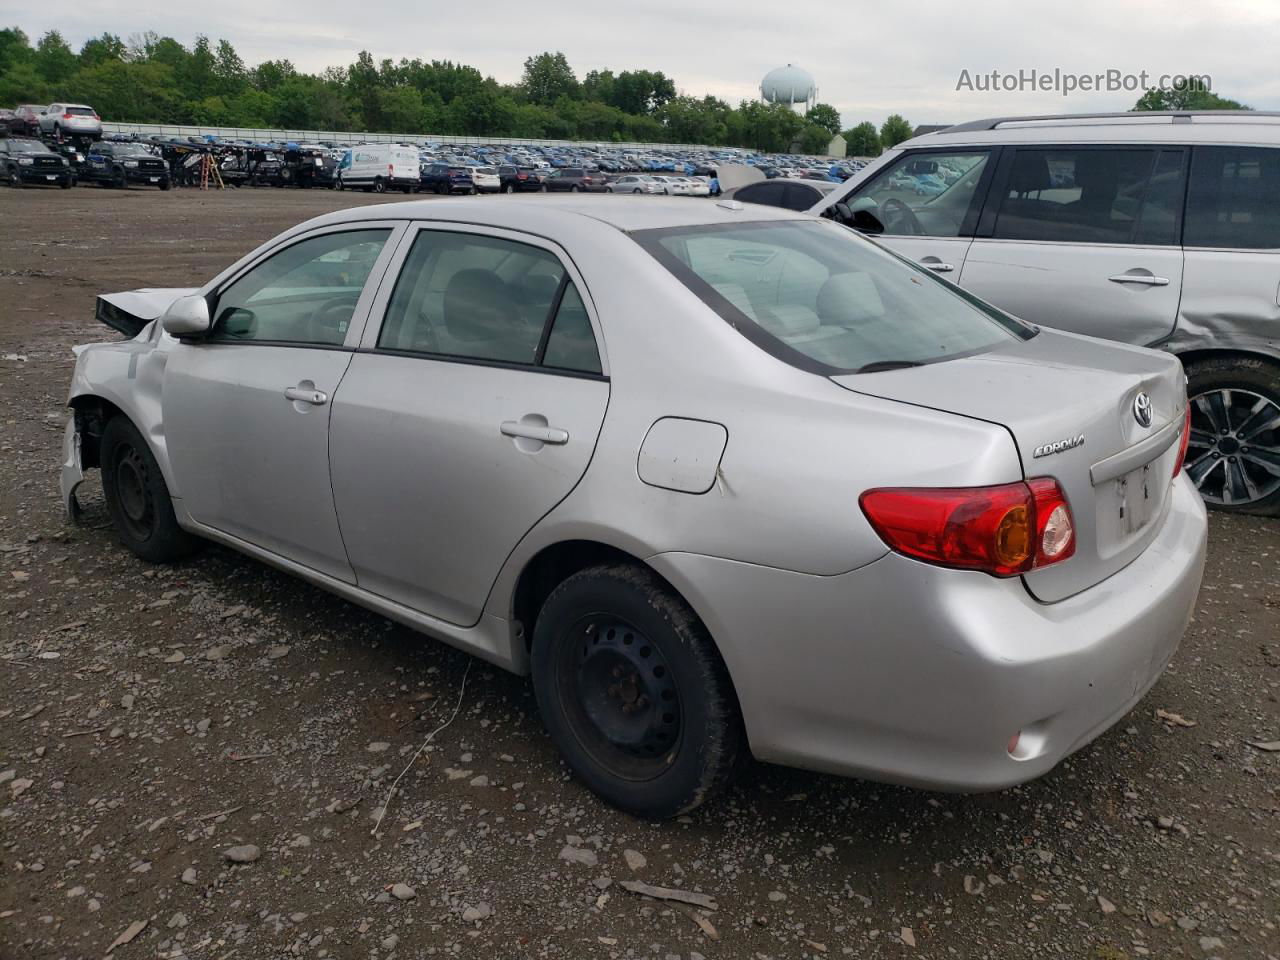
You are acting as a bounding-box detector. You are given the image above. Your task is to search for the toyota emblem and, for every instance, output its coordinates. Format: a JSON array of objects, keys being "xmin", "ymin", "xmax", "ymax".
[{"xmin": 1133, "ymin": 392, "xmax": 1154, "ymax": 428}]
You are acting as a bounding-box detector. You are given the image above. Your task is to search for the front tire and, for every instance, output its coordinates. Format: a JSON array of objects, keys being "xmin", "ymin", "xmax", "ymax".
[
  {"xmin": 1184, "ymin": 355, "xmax": 1280, "ymax": 516},
  {"xmin": 100, "ymin": 416, "xmax": 198, "ymax": 563},
  {"xmin": 531, "ymin": 564, "xmax": 745, "ymax": 819}
]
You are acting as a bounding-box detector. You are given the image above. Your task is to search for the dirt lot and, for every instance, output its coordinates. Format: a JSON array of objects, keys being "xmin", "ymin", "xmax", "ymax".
[{"xmin": 1, "ymin": 186, "xmax": 1278, "ymax": 960}]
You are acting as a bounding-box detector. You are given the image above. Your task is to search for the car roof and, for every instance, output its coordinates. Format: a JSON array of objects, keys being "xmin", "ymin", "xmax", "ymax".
[
  {"xmin": 902, "ymin": 110, "xmax": 1280, "ymax": 148},
  {"xmin": 309, "ymin": 195, "xmax": 808, "ymax": 234}
]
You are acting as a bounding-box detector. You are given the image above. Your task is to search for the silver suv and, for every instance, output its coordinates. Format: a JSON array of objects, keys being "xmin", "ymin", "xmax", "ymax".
[{"xmin": 819, "ymin": 111, "xmax": 1280, "ymax": 515}]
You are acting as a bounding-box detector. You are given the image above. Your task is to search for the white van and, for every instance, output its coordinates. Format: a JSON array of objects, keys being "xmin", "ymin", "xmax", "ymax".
[{"xmin": 336, "ymin": 144, "xmax": 419, "ymax": 194}]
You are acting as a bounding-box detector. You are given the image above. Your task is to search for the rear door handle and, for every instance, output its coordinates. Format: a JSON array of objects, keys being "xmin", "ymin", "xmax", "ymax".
[
  {"xmin": 284, "ymin": 386, "xmax": 328, "ymax": 405},
  {"xmin": 920, "ymin": 258, "xmax": 954, "ymax": 273},
  {"xmin": 1108, "ymin": 274, "xmax": 1170, "ymax": 286},
  {"xmin": 501, "ymin": 421, "xmax": 569, "ymax": 444}
]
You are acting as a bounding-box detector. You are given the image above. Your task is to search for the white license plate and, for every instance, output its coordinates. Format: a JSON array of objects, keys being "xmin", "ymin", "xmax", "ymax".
[
  {"xmin": 45, "ymin": 175, "xmax": 56, "ymax": 180},
  {"xmin": 149, "ymin": 177, "xmax": 159, "ymax": 183}
]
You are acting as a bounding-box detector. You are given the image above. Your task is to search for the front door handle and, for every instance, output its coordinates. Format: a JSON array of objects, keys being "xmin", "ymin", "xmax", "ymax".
[
  {"xmin": 920, "ymin": 259, "xmax": 954, "ymax": 273},
  {"xmin": 284, "ymin": 385, "xmax": 328, "ymax": 405},
  {"xmin": 501, "ymin": 421, "xmax": 569, "ymax": 444},
  {"xmin": 1108, "ymin": 274, "xmax": 1170, "ymax": 286}
]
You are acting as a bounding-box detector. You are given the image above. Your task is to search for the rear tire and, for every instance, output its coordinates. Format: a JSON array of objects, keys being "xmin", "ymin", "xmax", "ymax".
[
  {"xmin": 1184, "ymin": 355, "xmax": 1280, "ymax": 516},
  {"xmin": 531, "ymin": 563, "xmax": 745, "ymax": 818},
  {"xmin": 373, "ymin": 177, "xmax": 386, "ymax": 194},
  {"xmin": 100, "ymin": 416, "xmax": 199, "ymax": 563}
]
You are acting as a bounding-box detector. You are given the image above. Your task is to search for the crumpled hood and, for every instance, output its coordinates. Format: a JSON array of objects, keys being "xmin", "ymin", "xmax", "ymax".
[{"xmin": 97, "ymin": 288, "xmax": 198, "ymax": 338}]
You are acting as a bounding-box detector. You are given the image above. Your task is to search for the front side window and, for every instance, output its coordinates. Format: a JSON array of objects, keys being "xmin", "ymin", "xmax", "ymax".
[
  {"xmin": 210, "ymin": 229, "xmax": 391, "ymax": 345},
  {"xmin": 993, "ymin": 148, "xmax": 1160, "ymax": 244},
  {"xmin": 1185, "ymin": 146, "xmax": 1280, "ymax": 249},
  {"xmin": 378, "ymin": 230, "xmax": 599, "ymax": 369},
  {"xmin": 850, "ymin": 151, "xmax": 990, "ymax": 237},
  {"xmin": 637, "ymin": 220, "xmax": 1029, "ymax": 375}
]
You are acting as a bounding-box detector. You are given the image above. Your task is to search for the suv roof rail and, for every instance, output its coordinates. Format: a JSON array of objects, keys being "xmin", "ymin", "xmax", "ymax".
[{"xmin": 937, "ymin": 110, "xmax": 1280, "ymax": 134}]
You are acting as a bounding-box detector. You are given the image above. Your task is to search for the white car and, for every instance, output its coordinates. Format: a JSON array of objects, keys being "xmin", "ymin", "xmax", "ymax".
[
  {"xmin": 655, "ymin": 176, "xmax": 692, "ymax": 197},
  {"xmin": 38, "ymin": 103, "xmax": 102, "ymax": 139},
  {"xmin": 684, "ymin": 177, "xmax": 712, "ymax": 197},
  {"xmin": 469, "ymin": 166, "xmax": 501, "ymax": 193},
  {"xmin": 336, "ymin": 144, "xmax": 419, "ymax": 194}
]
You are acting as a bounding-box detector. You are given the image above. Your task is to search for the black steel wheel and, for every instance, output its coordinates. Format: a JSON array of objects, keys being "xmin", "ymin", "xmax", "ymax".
[
  {"xmin": 100, "ymin": 416, "xmax": 199, "ymax": 562},
  {"xmin": 1185, "ymin": 355, "xmax": 1280, "ymax": 515},
  {"xmin": 7, "ymin": 165, "xmax": 21, "ymax": 188},
  {"xmin": 373, "ymin": 177, "xmax": 386, "ymax": 194},
  {"xmin": 532, "ymin": 564, "xmax": 744, "ymax": 818}
]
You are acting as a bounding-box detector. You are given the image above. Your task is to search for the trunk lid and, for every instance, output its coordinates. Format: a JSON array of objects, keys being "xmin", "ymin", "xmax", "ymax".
[
  {"xmin": 832, "ymin": 329, "xmax": 1187, "ymax": 602},
  {"xmin": 96, "ymin": 288, "xmax": 198, "ymax": 338}
]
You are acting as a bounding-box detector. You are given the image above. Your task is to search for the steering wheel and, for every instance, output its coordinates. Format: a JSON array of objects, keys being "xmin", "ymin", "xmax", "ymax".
[
  {"xmin": 879, "ymin": 197, "xmax": 926, "ymax": 236},
  {"xmin": 307, "ymin": 295, "xmax": 358, "ymax": 345}
]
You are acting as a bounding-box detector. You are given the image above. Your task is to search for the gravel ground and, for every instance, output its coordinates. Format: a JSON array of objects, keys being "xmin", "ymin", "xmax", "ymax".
[{"xmin": 1, "ymin": 187, "xmax": 1278, "ymax": 960}]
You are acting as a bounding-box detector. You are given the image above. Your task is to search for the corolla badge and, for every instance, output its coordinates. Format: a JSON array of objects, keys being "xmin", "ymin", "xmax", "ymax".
[
  {"xmin": 1133, "ymin": 392, "xmax": 1154, "ymax": 428},
  {"xmin": 1033, "ymin": 434, "xmax": 1085, "ymax": 458}
]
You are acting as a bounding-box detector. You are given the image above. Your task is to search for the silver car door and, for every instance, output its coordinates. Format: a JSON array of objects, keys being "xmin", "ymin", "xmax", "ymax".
[
  {"xmin": 164, "ymin": 222, "xmax": 405, "ymax": 581},
  {"xmin": 329, "ymin": 224, "xmax": 610, "ymax": 627},
  {"xmin": 960, "ymin": 146, "xmax": 1186, "ymax": 345},
  {"xmin": 832, "ymin": 148, "xmax": 995, "ymax": 277}
]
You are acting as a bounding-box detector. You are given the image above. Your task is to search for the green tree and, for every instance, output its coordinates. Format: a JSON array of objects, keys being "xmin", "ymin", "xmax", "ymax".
[
  {"xmin": 252, "ymin": 58, "xmax": 296, "ymax": 92},
  {"xmin": 71, "ymin": 60, "xmax": 182, "ymax": 122},
  {"xmin": 582, "ymin": 69, "xmax": 615, "ymax": 104},
  {"xmin": 33, "ymin": 29, "xmax": 77, "ymax": 83},
  {"xmin": 521, "ymin": 51, "xmax": 577, "ymax": 105},
  {"xmin": 79, "ymin": 33, "xmax": 125, "ymax": 67},
  {"xmin": 213, "ymin": 39, "xmax": 247, "ymax": 97},
  {"xmin": 797, "ymin": 123, "xmax": 833, "ymax": 155},
  {"xmin": 0, "ymin": 26, "xmax": 32, "ymax": 74},
  {"xmin": 843, "ymin": 120, "xmax": 881, "ymax": 157},
  {"xmin": 879, "ymin": 113, "xmax": 913, "ymax": 148},
  {"xmin": 611, "ymin": 69, "xmax": 675, "ymax": 114},
  {"xmin": 1133, "ymin": 75, "xmax": 1247, "ymax": 111},
  {"xmin": 804, "ymin": 103, "xmax": 842, "ymax": 137}
]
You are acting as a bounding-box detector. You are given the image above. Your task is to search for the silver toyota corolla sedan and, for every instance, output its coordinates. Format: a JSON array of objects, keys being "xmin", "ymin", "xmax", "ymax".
[{"xmin": 61, "ymin": 197, "xmax": 1208, "ymax": 818}]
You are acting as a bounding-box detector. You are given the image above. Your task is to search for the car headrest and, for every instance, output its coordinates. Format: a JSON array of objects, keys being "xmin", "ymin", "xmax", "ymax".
[
  {"xmin": 816, "ymin": 272, "xmax": 885, "ymax": 325},
  {"xmin": 1010, "ymin": 152, "xmax": 1051, "ymax": 195},
  {"xmin": 442, "ymin": 268, "xmax": 517, "ymax": 342}
]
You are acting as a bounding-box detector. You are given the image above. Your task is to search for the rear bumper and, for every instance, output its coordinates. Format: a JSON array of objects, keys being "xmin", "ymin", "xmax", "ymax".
[{"xmin": 648, "ymin": 473, "xmax": 1208, "ymax": 792}]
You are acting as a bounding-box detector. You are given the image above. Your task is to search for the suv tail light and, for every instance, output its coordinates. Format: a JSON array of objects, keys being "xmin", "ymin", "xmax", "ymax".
[
  {"xmin": 63, "ymin": 112, "xmax": 74, "ymax": 119},
  {"xmin": 859, "ymin": 479, "xmax": 1075, "ymax": 577},
  {"xmin": 1172, "ymin": 405, "xmax": 1191, "ymax": 478}
]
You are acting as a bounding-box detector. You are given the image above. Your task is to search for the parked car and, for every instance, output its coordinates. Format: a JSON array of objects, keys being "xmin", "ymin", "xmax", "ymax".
[
  {"xmin": 0, "ymin": 137, "xmax": 73, "ymax": 188},
  {"xmin": 817, "ymin": 110, "xmax": 1280, "ymax": 515},
  {"xmin": 497, "ymin": 165, "xmax": 543, "ymax": 193},
  {"xmin": 64, "ymin": 197, "xmax": 1205, "ymax": 818},
  {"xmin": 469, "ymin": 166, "xmax": 501, "ymax": 193},
  {"xmin": 10, "ymin": 104, "xmax": 45, "ymax": 137},
  {"xmin": 420, "ymin": 163, "xmax": 475, "ymax": 194},
  {"xmin": 542, "ymin": 167, "xmax": 606, "ymax": 192},
  {"xmin": 335, "ymin": 144, "xmax": 419, "ymax": 193},
  {"xmin": 0, "ymin": 108, "xmax": 17, "ymax": 136},
  {"xmin": 37, "ymin": 103, "xmax": 102, "ymax": 140},
  {"xmin": 606, "ymin": 174, "xmax": 665, "ymax": 195},
  {"xmin": 732, "ymin": 178, "xmax": 838, "ymax": 210},
  {"xmin": 82, "ymin": 142, "xmax": 171, "ymax": 189}
]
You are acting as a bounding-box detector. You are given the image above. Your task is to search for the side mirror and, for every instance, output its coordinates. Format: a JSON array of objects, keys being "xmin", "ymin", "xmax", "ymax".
[
  {"xmin": 850, "ymin": 209, "xmax": 886, "ymax": 235},
  {"xmin": 161, "ymin": 294, "xmax": 211, "ymax": 337}
]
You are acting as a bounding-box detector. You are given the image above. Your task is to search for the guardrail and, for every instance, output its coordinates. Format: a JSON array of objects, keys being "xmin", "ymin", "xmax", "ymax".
[{"xmin": 101, "ymin": 122, "xmax": 730, "ymax": 153}]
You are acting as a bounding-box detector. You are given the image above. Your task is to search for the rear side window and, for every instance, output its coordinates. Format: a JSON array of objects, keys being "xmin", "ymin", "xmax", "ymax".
[
  {"xmin": 735, "ymin": 181, "xmax": 787, "ymax": 208},
  {"xmin": 541, "ymin": 283, "xmax": 602, "ymax": 374},
  {"xmin": 636, "ymin": 220, "xmax": 1028, "ymax": 375},
  {"xmin": 1185, "ymin": 146, "xmax": 1280, "ymax": 249},
  {"xmin": 993, "ymin": 148, "xmax": 1160, "ymax": 244},
  {"xmin": 377, "ymin": 231, "xmax": 601, "ymax": 374}
]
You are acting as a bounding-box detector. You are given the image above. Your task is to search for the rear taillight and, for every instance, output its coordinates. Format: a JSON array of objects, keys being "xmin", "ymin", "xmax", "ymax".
[
  {"xmin": 1172, "ymin": 405, "xmax": 1191, "ymax": 478},
  {"xmin": 859, "ymin": 479, "xmax": 1075, "ymax": 577},
  {"xmin": 63, "ymin": 112, "xmax": 73, "ymax": 119}
]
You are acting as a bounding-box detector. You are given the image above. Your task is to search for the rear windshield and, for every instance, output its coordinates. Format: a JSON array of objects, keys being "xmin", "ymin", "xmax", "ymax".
[
  {"xmin": 635, "ymin": 220, "xmax": 1032, "ymax": 375},
  {"xmin": 67, "ymin": 107, "xmax": 95, "ymax": 116},
  {"xmin": 477, "ymin": 167, "xmax": 497, "ymax": 174}
]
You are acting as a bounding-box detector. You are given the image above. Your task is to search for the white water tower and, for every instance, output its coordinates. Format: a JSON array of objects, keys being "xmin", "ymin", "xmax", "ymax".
[{"xmin": 761, "ymin": 64, "xmax": 817, "ymax": 112}]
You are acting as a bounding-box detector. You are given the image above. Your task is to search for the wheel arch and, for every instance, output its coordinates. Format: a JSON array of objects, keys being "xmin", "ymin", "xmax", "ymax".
[
  {"xmin": 68, "ymin": 394, "xmax": 126, "ymax": 471},
  {"xmin": 1175, "ymin": 346, "xmax": 1280, "ymax": 375}
]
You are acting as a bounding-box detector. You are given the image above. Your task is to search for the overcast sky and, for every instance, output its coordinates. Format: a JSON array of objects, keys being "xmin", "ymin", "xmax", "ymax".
[{"xmin": 5, "ymin": 0, "xmax": 1279, "ymax": 127}]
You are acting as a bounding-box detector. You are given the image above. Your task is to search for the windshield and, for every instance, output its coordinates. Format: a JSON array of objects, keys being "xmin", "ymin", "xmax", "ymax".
[
  {"xmin": 635, "ymin": 220, "xmax": 1032, "ymax": 375},
  {"xmin": 9, "ymin": 140, "xmax": 47, "ymax": 154},
  {"xmin": 113, "ymin": 145, "xmax": 154, "ymax": 157}
]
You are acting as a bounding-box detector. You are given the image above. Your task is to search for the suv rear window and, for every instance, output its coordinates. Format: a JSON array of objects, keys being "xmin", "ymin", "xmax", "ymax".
[
  {"xmin": 1185, "ymin": 146, "xmax": 1280, "ymax": 250},
  {"xmin": 67, "ymin": 107, "xmax": 95, "ymax": 116},
  {"xmin": 636, "ymin": 220, "xmax": 1031, "ymax": 375}
]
